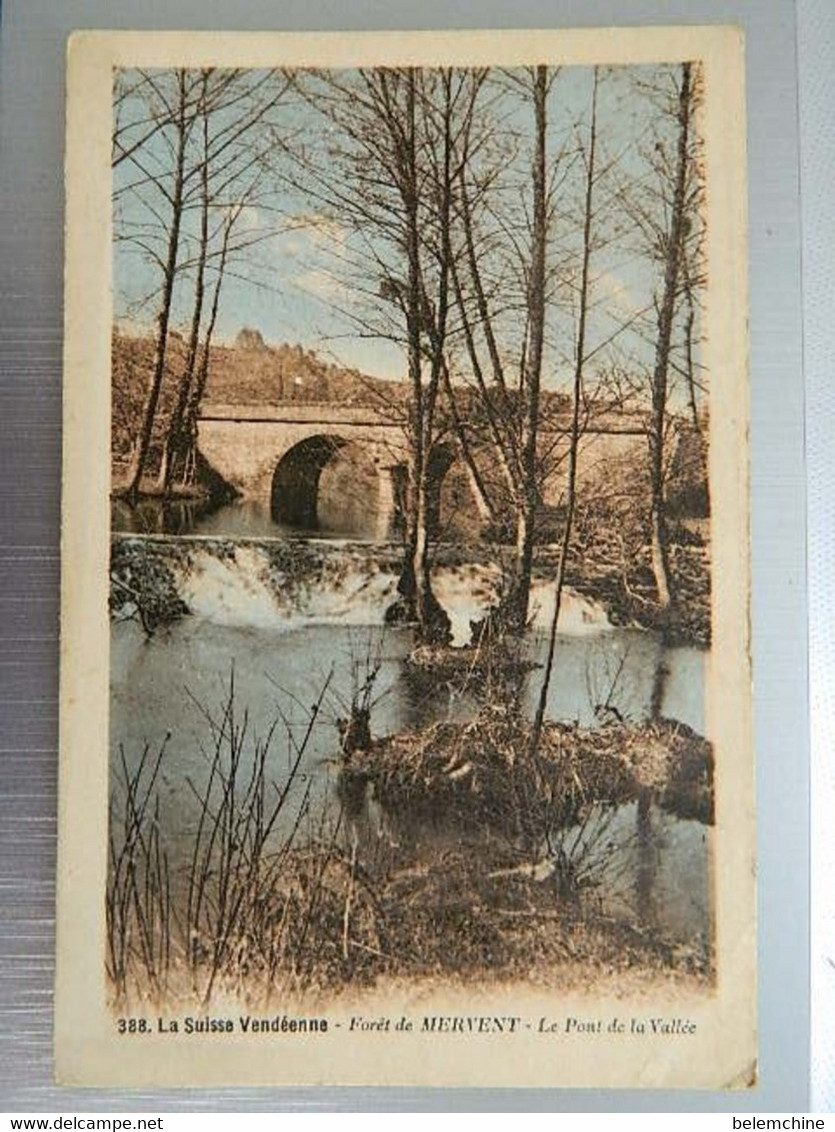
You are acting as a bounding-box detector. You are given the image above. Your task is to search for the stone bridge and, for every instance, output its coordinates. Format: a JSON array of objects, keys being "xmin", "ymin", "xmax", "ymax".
[
  {"xmin": 198, "ymin": 403, "xmax": 448, "ymax": 538},
  {"xmin": 197, "ymin": 402, "xmax": 647, "ymax": 538}
]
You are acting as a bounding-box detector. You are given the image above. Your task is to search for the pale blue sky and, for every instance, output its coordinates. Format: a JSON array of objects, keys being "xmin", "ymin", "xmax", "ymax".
[{"xmin": 113, "ymin": 62, "xmax": 698, "ymax": 395}]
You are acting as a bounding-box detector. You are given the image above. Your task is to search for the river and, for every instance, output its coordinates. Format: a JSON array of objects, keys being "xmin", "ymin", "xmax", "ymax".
[
  {"xmin": 109, "ymin": 523, "xmax": 711, "ymax": 954},
  {"xmin": 111, "ymin": 496, "xmax": 387, "ymax": 540}
]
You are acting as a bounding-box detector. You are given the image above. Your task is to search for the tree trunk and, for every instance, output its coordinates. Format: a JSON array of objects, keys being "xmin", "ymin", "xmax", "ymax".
[
  {"xmin": 181, "ymin": 216, "xmax": 233, "ymax": 488},
  {"xmin": 506, "ymin": 65, "xmax": 547, "ymax": 635},
  {"xmin": 529, "ymin": 68, "xmax": 598, "ymax": 758},
  {"xmin": 440, "ymin": 359, "xmax": 497, "ymax": 523},
  {"xmin": 396, "ymin": 70, "xmax": 425, "ymax": 622},
  {"xmin": 392, "ymin": 68, "xmax": 451, "ymax": 645},
  {"xmin": 648, "ymin": 62, "xmax": 692, "ymax": 613},
  {"xmin": 449, "ymin": 250, "xmax": 517, "ymax": 501},
  {"xmin": 125, "ymin": 72, "xmax": 188, "ymax": 501},
  {"xmin": 159, "ymin": 76, "xmax": 210, "ymax": 496}
]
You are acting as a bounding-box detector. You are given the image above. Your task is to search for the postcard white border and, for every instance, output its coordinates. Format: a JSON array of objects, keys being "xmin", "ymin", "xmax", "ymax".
[{"xmin": 57, "ymin": 26, "xmax": 754, "ymax": 1089}]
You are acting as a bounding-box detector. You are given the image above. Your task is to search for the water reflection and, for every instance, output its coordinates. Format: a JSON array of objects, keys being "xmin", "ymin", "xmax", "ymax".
[
  {"xmin": 635, "ymin": 789, "xmax": 657, "ymax": 928},
  {"xmin": 557, "ymin": 799, "xmax": 710, "ymax": 946},
  {"xmin": 111, "ymin": 497, "xmax": 219, "ymax": 536},
  {"xmin": 111, "ymin": 615, "xmax": 710, "ymax": 939},
  {"xmin": 112, "ymin": 494, "xmax": 389, "ymax": 542},
  {"xmin": 111, "ymin": 619, "xmax": 705, "ymax": 800}
]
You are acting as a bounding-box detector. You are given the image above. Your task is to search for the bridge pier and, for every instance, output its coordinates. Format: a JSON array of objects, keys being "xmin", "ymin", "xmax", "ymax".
[{"xmin": 374, "ymin": 463, "xmax": 399, "ymax": 541}]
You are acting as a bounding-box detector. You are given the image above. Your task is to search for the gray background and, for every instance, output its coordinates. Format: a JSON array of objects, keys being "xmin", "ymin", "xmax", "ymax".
[
  {"xmin": 0, "ymin": 0, "xmax": 818, "ymax": 1112},
  {"xmin": 798, "ymin": 0, "xmax": 834, "ymax": 1113}
]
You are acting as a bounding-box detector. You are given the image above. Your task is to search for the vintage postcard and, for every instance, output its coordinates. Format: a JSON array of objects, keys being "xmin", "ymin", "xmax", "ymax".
[{"xmin": 57, "ymin": 27, "xmax": 753, "ymax": 1088}]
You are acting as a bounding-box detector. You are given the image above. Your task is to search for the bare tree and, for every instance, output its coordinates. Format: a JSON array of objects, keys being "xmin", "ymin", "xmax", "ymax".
[
  {"xmin": 295, "ymin": 66, "xmax": 496, "ymax": 643},
  {"xmin": 178, "ymin": 203, "xmax": 240, "ymax": 488},
  {"xmin": 625, "ymin": 61, "xmax": 705, "ymax": 613},
  {"xmin": 510, "ymin": 64, "xmax": 548, "ymax": 634},
  {"xmin": 156, "ymin": 71, "xmax": 212, "ymax": 494},
  {"xmin": 113, "ymin": 67, "xmax": 292, "ymax": 499},
  {"xmin": 156, "ymin": 74, "xmax": 291, "ymax": 494},
  {"xmin": 448, "ymin": 66, "xmax": 555, "ymax": 636},
  {"xmin": 119, "ymin": 69, "xmax": 197, "ymax": 501},
  {"xmin": 529, "ymin": 68, "xmax": 599, "ymax": 755}
]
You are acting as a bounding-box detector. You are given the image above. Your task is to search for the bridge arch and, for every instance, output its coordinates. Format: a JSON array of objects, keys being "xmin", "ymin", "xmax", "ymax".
[{"xmin": 270, "ymin": 435, "xmax": 398, "ymax": 539}]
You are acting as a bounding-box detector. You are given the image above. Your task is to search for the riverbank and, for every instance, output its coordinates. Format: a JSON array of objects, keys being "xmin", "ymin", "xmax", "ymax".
[
  {"xmin": 109, "ymin": 783, "xmax": 713, "ymax": 1011},
  {"xmin": 107, "ymin": 620, "xmax": 713, "ymax": 1011},
  {"xmin": 565, "ymin": 536, "xmax": 710, "ymax": 648},
  {"xmin": 129, "ymin": 856, "xmax": 713, "ymax": 1011}
]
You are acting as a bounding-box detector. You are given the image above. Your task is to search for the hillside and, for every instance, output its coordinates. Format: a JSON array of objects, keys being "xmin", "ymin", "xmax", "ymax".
[
  {"xmin": 111, "ymin": 328, "xmax": 408, "ymax": 478},
  {"xmin": 203, "ymin": 327, "xmax": 408, "ymax": 407},
  {"xmin": 111, "ymin": 327, "xmax": 601, "ymax": 484}
]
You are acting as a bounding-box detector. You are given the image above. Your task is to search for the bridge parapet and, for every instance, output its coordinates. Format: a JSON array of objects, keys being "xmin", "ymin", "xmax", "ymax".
[
  {"xmin": 200, "ymin": 401, "xmax": 648, "ymax": 434},
  {"xmin": 200, "ymin": 402, "xmax": 405, "ymax": 427}
]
